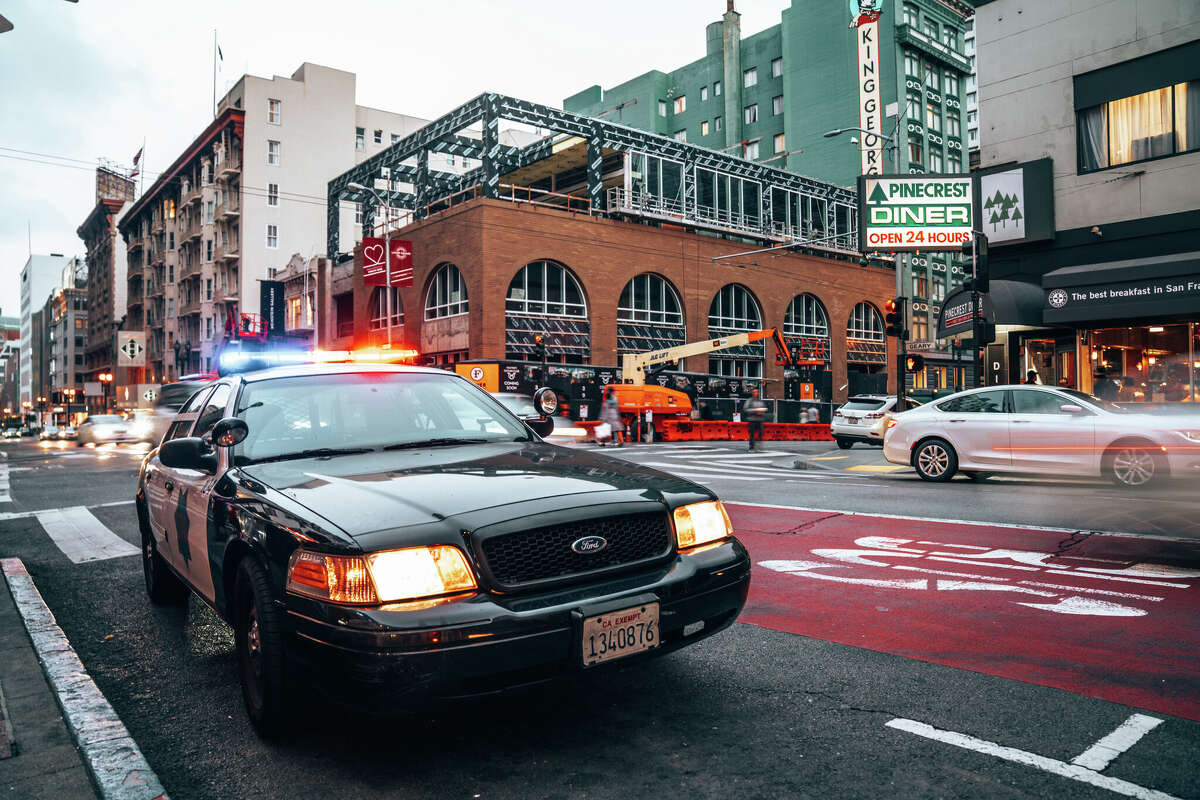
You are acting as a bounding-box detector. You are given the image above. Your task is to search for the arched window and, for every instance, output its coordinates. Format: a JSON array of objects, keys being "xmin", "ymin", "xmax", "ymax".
[
  {"xmin": 784, "ymin": 294, "xmax": 828, "ymax": 338},
  {"xmin": 618, "ymin": 273, "xmax": 683, "ymax": 325},
  {"xmin": 708, "ymin": 284, "xmax": 764, "ymax": 381},
  {"xmin": 505, "ymin": 260, "xmax": 586, "ymax": 317},
  {"xmin": 424, "ymin": 263, "xmax": 468, "ymax": 320},
  {"xmin": 369, "ymin": 287, "xmax": 403, "ymax": 330},
  {"xmin": 847, "ymin": 302, "xmax": 885, "ymax": 341}
]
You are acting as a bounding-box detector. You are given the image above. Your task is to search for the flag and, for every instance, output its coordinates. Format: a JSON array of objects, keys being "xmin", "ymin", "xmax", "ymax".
[
  {"xmin": 131, "ymin": 146, "xmax": 143, "ymax": 178},
  {"xmin": 217, "ymin": 44, "xmax": 223, "ymax": 61}
]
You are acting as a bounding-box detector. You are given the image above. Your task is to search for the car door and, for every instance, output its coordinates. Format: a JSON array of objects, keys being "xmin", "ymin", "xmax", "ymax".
[
  {"xmin": 166, "ymin": 382, "xmax": 234, "ymax": 603},
  {"xmin": 145, "ymin": 386, "xmax": 213, "ymax": 574},
  {"xmin": 1008, "ymin": 388, "xmax": 1096, "ymax": 475},
  {"xmin": 935, "ymin": 389, "xmax": 1011, "ymax": 469}
]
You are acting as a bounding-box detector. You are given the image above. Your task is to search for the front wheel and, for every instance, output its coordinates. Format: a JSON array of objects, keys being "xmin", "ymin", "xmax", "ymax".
[
  {"xmin": 913, "ymin": 439, "xmax": 957, "ymax": 482},
  {"xmin": 235, "ymin": 557, "xmax": 290, "ymax": 737},
  {"xmin": 1108, "ymin": 446, "xmax": 1163, "ymax": 489}
]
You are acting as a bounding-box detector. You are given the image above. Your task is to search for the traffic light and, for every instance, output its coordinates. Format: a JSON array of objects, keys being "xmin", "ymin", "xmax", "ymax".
[
  {"xmin": 904, "ymin": 354, "xmax": 925, "ymax": 372},
  {"xmin": 961, "ymin": 233, "xmax": 990, "ymax": 293},
  {"xmin": 977, "ymin": 320, "xmax": 996, "ymax": 345},
  {"xmin": 884, "ymin": 296, "xmax": 908, "ymax": 339},
  {"xmin": 533, "ymin": 334, "xmax": 548, "ymax": 361}
]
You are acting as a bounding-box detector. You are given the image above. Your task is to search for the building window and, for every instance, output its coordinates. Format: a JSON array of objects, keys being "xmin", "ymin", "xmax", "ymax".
[
  {"xmin": 924, "ymin": 64, "xmax": 939, "ymax": 90},
  {"xmin": 373, "ymin": 129, "xmax": 382, "ymax": 144},
  {"xmin": 618, "ymin": 273, "xmax": 683, "ymax": 326},
  {"xmin": 933, "ymin": 282, "xmax": 945, "ymax": 301},
  {"xmin": 267, "ymin": 183, "xmax": 279, "ymax": 206},
  {"xmin": 943, "ymin": 27, "xmax": 958, "ymax": 50},
  {"xmin": 709, "ymin": 284, "xmax": 761, "ymax": 331},
  {"xmin": 369, "ymin": 287, "xmax": 404, "ymax": 330},
  {"xmin": 944, "ymin": 73, "xmax": 960, "ymax": 96},
  {"xmin": 206, "ymin": 278, "xmax": 212, "ymax": 300},
  {"xmin": 913, "ymin": 276, "xmax": 929, "ymax": 299},
  {"xmin": 267, "ymin": 140, "xmax": 280, "ymax": 165},
  {"xmin": 205, "ymin": 239, "xmax": 213, "ymax": 261},
  {"xmin": 266, "ymin": 224, "xmax": 278, "ymax": 249},
  {"xmin": 715, "ymin": 116, "xmax": 723, "ymax": 131},
  {"xmin": 926, "ymin": 102, "xmax": 940, "ymax": 131},
  {"xmin": 354, "ymin": 202, "xmax": 363, "ymax": 225},
  {"xmin": 947, "ymin": 113, "xmax": 961, "ymax": 138},
  {"xmin": 168, "ymin": 299, "xmax": 174, "ymax": 316},
  {"xmin": 714, "ymin": 80, "xmax": 721, "ymax": 96},
  {"xmin": 506, "ymin": 261, "xmax": 586, "ymax": 318},
  {"xmin": 700, "ymin": 86, "xmax": 708, "ymax": 102},
  {"xmin": 673, "ymin": 95, "xmax": 686, "ymax": 114},
  {"xmin": 674, "ymin": 129, "xmax": 688, "ymax": 142},
  {"xmin": 355, "ymin": 127, "xmax": 365, "ymax": 150},
  {"xmin": 425, "ymin": 263, "xmax": 468, "ymax": 320},
  {"xmin": 744, "ymin": 140, "xmax": 760, "ymax": 159},
  {"xmin": 772, "ymin": 95, "xmax": 784, "ymax": 116},
  {"xmin": 1078, "ymin": 81, "xmax": 1200, "ymax": 172},
  {"xmin": 774, "ymin": 132, "xmax": 786, "ymax": 153},
  {"xmin": 446, "ymin": 154, "xmax": 455, "ymax": 166},
  {"xmin": 908, "ymin": 137, "xmax": 923, "ymax": 165},
  {"xmin": 903, "ymin": 3, "xmax": 918, "ymax": 26},
  {"xmin": 771, "ymin": 57, "xmax": 783, "ymax": 78},
  {"xmin": 701, "ymin": 120, "xmax": 710, "ymax": 136},
  {"xmin": 743, "ymin": 67, "xmax": 757, "ymax": 88},
  {"xmin": 784, "ymin": 294, "xmax": 829, "ymax": 338},
  {"xmin": 744, "ymin": 104, "xmax": 758, "ymax": 124},
  {"xmin": 391, "ymin": 133, "xmax": 400, "ymax": 145},
  {"xmin": 847, "ymin": 302, "xmax": 885, "ymax": 341},
  {"xmin": 267, "ymin": 98, "xmax": 281, "ymax": 124},
  {"xmin": 904, "ymin": 52, "xmax": 922, "ymax": 80},
  {"xmin": 168, "ymin": 232, "xmax": 174, "ymax": 250},
  {"xmin": 923, "ymin": 19, "xmax": 938, "ymax": 39},
  {"xmin": 658, "ymin": 100, "xmax": 667, "ymax": 117},
  {"xmin": 168, "ymin": 265, "xmax": 174, "ymax": 283},
  {"xmin": 948, "ymin": 153, "xmax": 962, "ymax": 173},
  {"xmin": 205, "ymin": 200, "xmax": 214, "ymax": 222}
]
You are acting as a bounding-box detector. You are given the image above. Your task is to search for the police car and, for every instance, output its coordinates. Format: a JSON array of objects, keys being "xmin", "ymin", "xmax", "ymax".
[{"xmin": 136, "ymin": 355, "xmax": 751, "ymax": 736}]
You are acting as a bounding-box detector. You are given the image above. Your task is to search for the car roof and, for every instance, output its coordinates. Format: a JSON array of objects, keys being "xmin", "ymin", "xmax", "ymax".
[{"xmin": 237, "ymin": 362, "xmax": 453, "ymax": 384}]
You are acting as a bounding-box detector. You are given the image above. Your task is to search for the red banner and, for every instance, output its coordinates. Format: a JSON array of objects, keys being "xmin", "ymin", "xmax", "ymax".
[{"xmin": 362, "ymin": 237, "xmax": 413, "ymax": 287}]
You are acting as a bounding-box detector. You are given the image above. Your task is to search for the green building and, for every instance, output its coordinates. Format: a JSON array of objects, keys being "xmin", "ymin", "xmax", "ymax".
[{"xmin": 566, "ymin": 0, "xmax": 976, "ymax": 392}]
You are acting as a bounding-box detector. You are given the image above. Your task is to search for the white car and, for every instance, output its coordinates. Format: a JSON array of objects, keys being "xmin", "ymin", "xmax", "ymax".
[
  {"xmin": 883, "ymin": 384, "xmax": 1200, "ymax": 488},
  {"xmin": 831, "ymin": 395, "xmax": 897, "ymax": 449}
]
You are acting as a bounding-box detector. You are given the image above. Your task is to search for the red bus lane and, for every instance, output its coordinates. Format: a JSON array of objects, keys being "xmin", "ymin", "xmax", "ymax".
[{"xmin": 727, "ymin": 503, "xmax": 1200, "ymax": 721}]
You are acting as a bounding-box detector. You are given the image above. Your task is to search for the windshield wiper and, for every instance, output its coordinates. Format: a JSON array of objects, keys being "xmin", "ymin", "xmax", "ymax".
[
  {"xmin": 382, "ymin": 437, "xmax": 514, "ymax": 451},
  {"xmin": 239, "ymin": 447, "xmax": 375, "ymax": 465}
]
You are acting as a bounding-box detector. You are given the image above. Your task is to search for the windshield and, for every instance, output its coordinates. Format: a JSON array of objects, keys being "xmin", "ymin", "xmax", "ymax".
[
  {"xmin": 87, "ymin": 415, "xmax": 122, "ymax": 425},
  {"xmin": 234, "ymin": 371, "xmax": 530, "ymax": 464},
  {"xmin": 1059, "ymin": 388, "xmax": 1131, "ymax": 413}
]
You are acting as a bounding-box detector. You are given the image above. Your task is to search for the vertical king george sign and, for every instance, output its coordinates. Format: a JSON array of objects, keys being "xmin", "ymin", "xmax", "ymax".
[{"xmin": 858, "ymin": 175, "xmax": 974, "ymax": 252}]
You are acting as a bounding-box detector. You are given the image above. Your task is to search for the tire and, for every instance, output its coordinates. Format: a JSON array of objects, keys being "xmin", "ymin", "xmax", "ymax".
[
  {"xmin": 963, "ymin": 471, "xmax": 991, "ymax": 482},
  {"xmin": 913, "ymin": 439, "xmax": 958, "ymax": 482},
  {"xmin": 140, "ymin": 503, "xmax": 188, "ymax": 605},
  {"xmin": 1107, "ymin": 446, "xmax": 1163, "ymax": 489},
  {"xmin": 835, "ymin": 437, "xmax": 853, "ymax": 450},
  {"xmin": 234, "ymin": 557, "xmax": 290, "ymax": 738}
]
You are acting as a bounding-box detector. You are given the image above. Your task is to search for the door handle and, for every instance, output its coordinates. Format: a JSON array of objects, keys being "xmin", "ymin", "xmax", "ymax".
[
  {"xmin": 164, "ymin": 479, "xmax": 175, "ymax": 493},
  {"xmin": 948, "ymin": 418, "xmax": 966, "ymax": 423},
  {"xmin": 1012, "ymin": 420, "xmax": 1032, "ymax": 424}
]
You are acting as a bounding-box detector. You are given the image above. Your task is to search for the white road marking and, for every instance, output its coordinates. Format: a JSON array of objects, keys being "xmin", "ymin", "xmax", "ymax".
[
  {"xmin": 1071, "ymin": 714, "xmax": 1166, "ymax": 771},
  {"xmin": 0, "ymin": 462, "xmax": 10, "ymax": 503},
  {"xmin": 34, "ymin": 506, "xmax": 139, "ymax": 563},
  {"xmin": 641, "ymin": 461, "xmax": 847, "ymax": 479},
  {"xmin": 1, "ymin": 558, "xmax": 169, "ymax": 799},
  {"xmin": 1016, "ymin": 581, "xmax": 1165, "ymax": 602},
  {"xmin": 669, "ymin": 472, "xmax": 761, "ymax": 483},
  {"xmin": 0, "ymin": 499, "xmax": 135, "ymax": 521},
  {"xmin": 927, "ymin": 556, "xmax": 1041, "ymax": 571},
  {"xmin": 886, "ymin": 718, "xmax": 1177, "ymax": 800}
]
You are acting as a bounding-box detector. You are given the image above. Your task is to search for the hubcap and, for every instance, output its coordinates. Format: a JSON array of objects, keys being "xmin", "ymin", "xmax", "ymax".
[
  {"xmin": 1113, "ymin": 449, "xmax": 1155, "ymax": 486},
  {"xmin": 247, "ymin": 608, "xmax": 263, "ymax": 679},
  {"xmin": 918, "ymin": 444, "xmax": 949, "ymax": 477}
]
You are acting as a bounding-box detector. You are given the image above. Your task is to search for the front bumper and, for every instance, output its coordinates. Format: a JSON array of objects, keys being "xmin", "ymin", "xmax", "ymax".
[{"xmin": 284, "ymin": 539, "xmax": 751, "ymax": 710}]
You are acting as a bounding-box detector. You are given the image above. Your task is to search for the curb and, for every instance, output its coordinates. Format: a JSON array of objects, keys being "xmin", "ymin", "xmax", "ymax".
[{"xmin": 0, "ymin": 558, "xmax": 169, "ymax": 800}]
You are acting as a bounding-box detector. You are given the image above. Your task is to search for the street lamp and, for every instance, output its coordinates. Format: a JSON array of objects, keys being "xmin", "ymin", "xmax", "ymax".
[
  {"xmin": 98, "ymin": 372, "xmax": 113, "ymax": 413},
  {"xmin": 823, "ymin": 126, "xmax": 900, "ymax": 172},
  {"xmin": 346, "ymin": 179, "xmax": 395, "ymax": 349}
]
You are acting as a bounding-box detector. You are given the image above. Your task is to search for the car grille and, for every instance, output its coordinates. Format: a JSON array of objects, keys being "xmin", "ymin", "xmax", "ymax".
[{"xmin": 478, "ymin": 511, "xmax": 673, "ymax": 590}]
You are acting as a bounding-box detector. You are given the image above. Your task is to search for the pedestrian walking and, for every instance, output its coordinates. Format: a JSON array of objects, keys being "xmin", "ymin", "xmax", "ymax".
[
  {"xmin": 598, "ymin": 388, "xmax": 624, "ymax": 447},
  {"xmin": 743, "ymin": 388, "xmax": 768, "ymax": 451}
]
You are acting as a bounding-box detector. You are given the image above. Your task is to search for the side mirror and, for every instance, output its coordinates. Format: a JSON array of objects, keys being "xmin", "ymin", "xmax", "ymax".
[
  {"xmin": 525, "ymin": 417, "xmax": 555, "ymax": 438},
  {"xmin": 159, "ymin": 437, "xmax": 217, "ymax": 472},
  {"xmin": 1060, "ymin": 404, "xmax": 1085, "ymax": 414},
  {"xmin": 534, "ymin": 386, "xmax": 559, "ymax": 416},
  {"xmin": 212, "ymin": 417, "xmax": 248, "ymax": 447}
]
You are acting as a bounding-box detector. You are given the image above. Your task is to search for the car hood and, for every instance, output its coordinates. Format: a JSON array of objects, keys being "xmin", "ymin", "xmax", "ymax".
[{"xmin": 238, "ymin": 441, "xmax": 703, "ymax": 538}]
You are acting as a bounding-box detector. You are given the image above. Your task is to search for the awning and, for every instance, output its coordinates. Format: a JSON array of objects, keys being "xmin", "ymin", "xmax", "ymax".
[
  {"xmin": 936, "ymin": 279, "xmax": 1045, "ymax": 339},
  {"xmin": 1042, "ymin": 251, "xmax": 1200, "ymax": 324}
]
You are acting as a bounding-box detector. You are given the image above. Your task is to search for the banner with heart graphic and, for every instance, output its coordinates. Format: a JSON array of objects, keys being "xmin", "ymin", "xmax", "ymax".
[{"xmin": 362, "ymin": 237, "xmax": 414, "ymax": 287}]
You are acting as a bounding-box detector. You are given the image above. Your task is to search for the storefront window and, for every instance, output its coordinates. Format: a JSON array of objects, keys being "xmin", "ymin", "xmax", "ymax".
[{"xmin": 1088, "ymin": 324, "xmax": 1198, "ymax": 402}]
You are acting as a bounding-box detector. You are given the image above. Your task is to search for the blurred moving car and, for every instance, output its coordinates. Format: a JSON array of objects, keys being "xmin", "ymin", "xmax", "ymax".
[
  {"xmin": 2, "ymin": 428, "xmax": 20, "ymax": 439},
  {"xmin": 39, "ymin": 425, "xmax": 60, "ymax": 441},
  {"xmin": 126, "ymin": 410, "xmax": 161, "ymax": 444},
  {"xmin": 60, "ymin": 426, "xmax": 77, "ymax": 440},
  {"xmin": 75, "ymin": 414, "xmax": 129, "ymax": 446},
  {"xmin": 831, "ymin": 395, "xmax": 897, "ymax": 449},
  {"xmin": 883, "ymin": 384, "xmax": 1200, "ymax": 488},
  {"xmin": 142, "ymin": 379, "xmax": 214, "ymax": 445}
]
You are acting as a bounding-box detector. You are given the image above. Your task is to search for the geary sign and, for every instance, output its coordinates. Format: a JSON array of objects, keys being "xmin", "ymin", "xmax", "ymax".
[{"xmin": 858, "ymin": 174, "xmax": 974, "ymax": 252}]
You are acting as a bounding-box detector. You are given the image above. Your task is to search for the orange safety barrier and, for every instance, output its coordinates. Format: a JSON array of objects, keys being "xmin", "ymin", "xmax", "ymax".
[{"xmin": 656, "ymin": 420, "xmax": 833, "ymax": 442}]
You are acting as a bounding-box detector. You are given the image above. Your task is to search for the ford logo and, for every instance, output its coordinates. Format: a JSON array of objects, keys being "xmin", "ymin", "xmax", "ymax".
[{"xmin": 571, "ymin": 535, "xmax": 608, "ymax": 554}]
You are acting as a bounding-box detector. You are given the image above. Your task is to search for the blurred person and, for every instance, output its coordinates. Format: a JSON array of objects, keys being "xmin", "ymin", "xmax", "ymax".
[
  {"xmin": 598, "ymin": 388, "xmax": 624, "ymax": 447},
  {"xmin": 743, "ymin": 388, "xmax": 768, "ymax": 451},
  {"xmin": 1117, "ymin": 376, "xmax": 1139, "ymax": 402},
  {"xmin": 1025, "ymin": 369, "xmax": 1039, "ymax": 384}
]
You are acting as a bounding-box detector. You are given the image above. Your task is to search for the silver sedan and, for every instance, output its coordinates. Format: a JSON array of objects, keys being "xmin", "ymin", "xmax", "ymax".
[{"xmin": 883, "ymin": 384, "xmax": 1200, "ymax": 488}]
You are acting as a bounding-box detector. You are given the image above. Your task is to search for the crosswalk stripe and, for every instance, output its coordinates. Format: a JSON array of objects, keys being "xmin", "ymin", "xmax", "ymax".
[
  {"xmin": 668, "ymin": 472, "xmax": 761, "ymax": 482},
  {"xmin": 0, "ymin": 463, "xmax": 10, "ymax": 504},
  {"xmin": 640, "ymin": 461, "xmax": 852, "ymax": 480},
  {"xmin": 34, "ymin": 507, "xmax": 139, "ymax": 563}
]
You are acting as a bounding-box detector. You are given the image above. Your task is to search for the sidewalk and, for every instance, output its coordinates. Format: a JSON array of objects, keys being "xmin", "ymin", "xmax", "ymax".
[{"xmin": 0, "ymin": 565, "xmax": 97, "ymax": 799}]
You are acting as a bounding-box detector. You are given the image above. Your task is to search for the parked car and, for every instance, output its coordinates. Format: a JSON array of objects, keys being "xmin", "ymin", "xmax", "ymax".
[
  {"xmin": 2, "ymin": 428, "xmax": 20, "ymax": 439},
  {"xmin": 75, "ymin": 414, "xmax": 129, "ymax": 446},
  {"xmin": 831, "ymin": 395, "xmax": 897, "ymax": 449},
  {"xmin": 883, "ymin": 384, "xmax": 1200, "ymax": 488}
]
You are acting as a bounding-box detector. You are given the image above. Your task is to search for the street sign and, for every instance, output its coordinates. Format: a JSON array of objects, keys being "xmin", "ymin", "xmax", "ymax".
[
  {"xmin": 116, "ymin": 331, "xmax": 146, "ymax": 367},
  {"xmin": 858, "ymin": 174, "xmax": 974, "ymax": 252},
  {"xmin": 143, "ymin": 389, "xmax": 157, "ymax": 402},
  {"xmin": 908, "ymin": 340, "xmax": 935, "ymax": 351}
]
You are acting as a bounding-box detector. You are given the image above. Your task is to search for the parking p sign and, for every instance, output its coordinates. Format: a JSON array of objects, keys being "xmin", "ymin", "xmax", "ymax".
[{"xmin": 858, "ymin": 174, "xmax": 973, "ymax": 252}]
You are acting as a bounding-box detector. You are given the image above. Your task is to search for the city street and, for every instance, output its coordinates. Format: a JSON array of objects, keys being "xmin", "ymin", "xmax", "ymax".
[{"xmin": 1, "ymin": 438, "xmax": 1196, "ymax": 799}]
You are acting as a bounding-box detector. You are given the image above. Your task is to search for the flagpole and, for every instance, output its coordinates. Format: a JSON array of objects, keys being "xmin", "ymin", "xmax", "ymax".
[
  {"xmin": 140, "ymin": 137, "xmax": 145, "ymax": 198},
  {"xmin": 212, "ymin": 29, "xmax": 217, "ymax": 118}
]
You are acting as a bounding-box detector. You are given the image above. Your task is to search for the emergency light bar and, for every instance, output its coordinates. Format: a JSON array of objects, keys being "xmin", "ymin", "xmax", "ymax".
[{"xmin": 217, "ymin": 346, "xmax": 420, "ymax": 376}]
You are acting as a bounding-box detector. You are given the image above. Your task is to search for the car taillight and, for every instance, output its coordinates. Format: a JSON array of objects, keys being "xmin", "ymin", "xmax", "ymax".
[
  {"xmin": 885, "ymin": 418, "xmax": 900, "ymax": 430},
  {"xmin": 865, "ymin": 412, "xmax": 885, "ymax": 419}
]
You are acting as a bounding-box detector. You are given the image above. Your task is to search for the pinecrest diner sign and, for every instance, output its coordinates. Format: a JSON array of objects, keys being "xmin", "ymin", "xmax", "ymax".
[{"xmin": 858, "ymin": 175, "xmax": 974, "ymax": 252}]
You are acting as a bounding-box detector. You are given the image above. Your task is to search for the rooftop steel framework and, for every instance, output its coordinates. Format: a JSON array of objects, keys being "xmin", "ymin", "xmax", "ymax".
[{"xmin": 327, "ymin": 92, "xmax": 859, "ymax": 259}]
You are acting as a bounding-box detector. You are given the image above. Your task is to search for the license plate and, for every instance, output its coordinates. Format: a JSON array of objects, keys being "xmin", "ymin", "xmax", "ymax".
[
  {"xmin": 845, "ymin": 417, "xmax": 860, "ymax": 424},
  {"xmin": 581, "ymin": 603, "xmax": 659, "ymax": 666}
]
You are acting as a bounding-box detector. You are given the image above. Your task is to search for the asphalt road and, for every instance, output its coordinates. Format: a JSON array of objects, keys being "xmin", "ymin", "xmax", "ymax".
[{"xmin": 1, "ymin": 438, "xmax": 1197, "ymax": 799}]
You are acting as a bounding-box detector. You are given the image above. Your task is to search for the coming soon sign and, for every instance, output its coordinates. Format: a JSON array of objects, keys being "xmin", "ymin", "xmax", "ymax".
[{"xmin": 858, "ymin": 175, "xmax": 974, "ymax": 252}]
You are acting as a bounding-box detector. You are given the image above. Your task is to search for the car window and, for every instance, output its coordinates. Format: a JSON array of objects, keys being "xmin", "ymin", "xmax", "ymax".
[
  {"xmin": 180, "ymin": 387, "xmax": 215, "ymax": 415},
  {"xmin": 193, "ymin": 384, "xmax": 233, "ymax": 439},
  {"xmin": 842, "ymin": 398, "xmax": 888, "ymax": 411},
  {"xmin": 1012, "ymin": 389, "xmax": 1075, "ymax": 415},
  {"xmin": 163, "ymin": 419, "xmax": 194, "ymax": 442},
  {"xmin": 937, "ymin": 390, "xmax": 1007, "ymax": 413}
]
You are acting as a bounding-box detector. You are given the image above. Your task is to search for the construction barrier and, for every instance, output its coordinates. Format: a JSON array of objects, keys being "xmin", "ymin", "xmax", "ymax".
[{"xmin": 656, "ymin": 419, "xmax": 832, "ymax": 442}]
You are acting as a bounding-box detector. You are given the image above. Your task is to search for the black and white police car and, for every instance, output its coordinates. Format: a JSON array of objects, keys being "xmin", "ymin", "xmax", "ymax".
[{"xmin": 137, "ymin": 354, "xmax": 751, "ymax": 735}]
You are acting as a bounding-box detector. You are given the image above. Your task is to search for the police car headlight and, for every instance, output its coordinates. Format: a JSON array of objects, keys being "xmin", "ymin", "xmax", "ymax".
[
  {"xmin": 673, "ymin": 500, "xmax": 733, "ymax": 550},
  {"xmin": 367, "ymin": 546, "xmax": 477, "ymax": 602}
]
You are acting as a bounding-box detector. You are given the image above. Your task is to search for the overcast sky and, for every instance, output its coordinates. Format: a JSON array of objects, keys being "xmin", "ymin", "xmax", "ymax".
[{"xmin": 0, "ymin": 0, "xmax": 788, "ymax": 315}]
